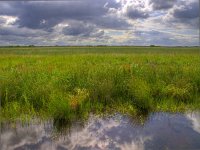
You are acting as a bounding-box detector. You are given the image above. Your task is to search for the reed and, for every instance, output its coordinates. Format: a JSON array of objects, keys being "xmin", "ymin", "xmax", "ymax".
[{"xmin": 0, "ymin": 46, "xmax": 200, "ymax": 121}]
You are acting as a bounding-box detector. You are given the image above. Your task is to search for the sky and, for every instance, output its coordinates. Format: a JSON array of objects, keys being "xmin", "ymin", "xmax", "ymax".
[{"xmin": 0, "ymin": 0, "xmax": 199, "ymax": 46}]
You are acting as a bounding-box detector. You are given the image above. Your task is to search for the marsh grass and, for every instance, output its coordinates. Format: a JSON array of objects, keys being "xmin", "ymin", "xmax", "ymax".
[{"xmin": 0, "ymin": 46, "xmax": 200, "ymax": 122}]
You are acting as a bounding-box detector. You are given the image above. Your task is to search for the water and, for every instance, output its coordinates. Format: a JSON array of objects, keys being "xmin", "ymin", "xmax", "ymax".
[{"xmin": 1, "ymin": 112, "xmax": 200, "ymax": 150}]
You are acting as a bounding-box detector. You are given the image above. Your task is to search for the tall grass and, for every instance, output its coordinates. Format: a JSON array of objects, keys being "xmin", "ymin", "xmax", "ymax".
[{"xmin": 0, "ymin": 47, "xmax": 200, "ymax": 122}]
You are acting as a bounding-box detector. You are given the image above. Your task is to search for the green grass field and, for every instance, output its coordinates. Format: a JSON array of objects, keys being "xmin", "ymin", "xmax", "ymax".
[{"xmin": 0, "ymin": 46, "xmax": 200, "ymax": 122}]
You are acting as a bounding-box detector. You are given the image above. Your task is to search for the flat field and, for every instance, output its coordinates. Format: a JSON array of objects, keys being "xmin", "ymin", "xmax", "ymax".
[{"xmin": 0, "ymin": 46, "xmax": 200, "ymax": 122}]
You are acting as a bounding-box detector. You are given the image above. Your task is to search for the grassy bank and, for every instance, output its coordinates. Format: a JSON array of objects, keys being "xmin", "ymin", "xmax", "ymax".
[{"xmin": 0, "ymin": 47, "xmax": 200, "ymax": 122}]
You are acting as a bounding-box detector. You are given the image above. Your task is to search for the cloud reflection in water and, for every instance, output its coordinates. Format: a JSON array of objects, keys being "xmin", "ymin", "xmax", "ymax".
[{"xmin": 1, "ymin": 112, "xmax": 200, "ymax": 150}]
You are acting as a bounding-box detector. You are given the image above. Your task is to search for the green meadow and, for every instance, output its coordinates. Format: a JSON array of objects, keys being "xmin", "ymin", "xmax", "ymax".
[{"xmin": 0, "ymin": 46, "xmax": 200, "ymax": 122}]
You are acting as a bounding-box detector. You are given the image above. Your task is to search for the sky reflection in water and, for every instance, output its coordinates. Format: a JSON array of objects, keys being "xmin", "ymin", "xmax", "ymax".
[{"xmin": 1, "ymin": 112, "xmax": 200, "ymax": 150}]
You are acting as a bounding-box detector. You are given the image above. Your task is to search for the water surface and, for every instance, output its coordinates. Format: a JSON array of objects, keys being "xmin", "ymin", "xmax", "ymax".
[{"xmin": 1, "ymin": 112, "xmax": 200, "ymax": 150}]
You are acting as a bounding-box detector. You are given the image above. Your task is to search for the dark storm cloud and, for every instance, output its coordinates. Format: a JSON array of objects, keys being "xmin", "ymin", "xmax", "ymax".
[
  {"xmin": 173, "ymin": 1, "xmax": 199, "ymax": 19},
  {"xmin": 92, "ymin": 16, "xmax": 130, "ymax": 29},
  {"xmin": 62, "ymin": 22, "xmax": 104, "ymax": 37},
  {"xmin": 0, "ymin": 26, "xmax": 48, "ymax": 37},
  {"xmin": 149, "ymin": 0, "xmax": 177, "ymax": 10},
  {"xmin": 127, "ymin": 8, "xmax": 149, "ymax": 19},
  {"xmin": 0, "ymin": 0, "xmax": 124, "ymax": 30},
  {"xmin": 168, "ymin": 1, "xmax": 199, "ymax": 28},
  {"xmin": 13, "ymin": 2, "xmax": 105, "ymax": 30},
  {"xmin": 0, "ymin": 2, "xmax": 19, "ymax": 15},
  {"xmin": 0, "ymin": 0, "xmax": 199, "ymax": 46}
]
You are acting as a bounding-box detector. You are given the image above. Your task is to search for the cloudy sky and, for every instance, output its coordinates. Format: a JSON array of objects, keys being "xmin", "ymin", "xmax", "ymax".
[{"xmin": 0, "ymin": 0, "xmax": 199, "ymax": 46}]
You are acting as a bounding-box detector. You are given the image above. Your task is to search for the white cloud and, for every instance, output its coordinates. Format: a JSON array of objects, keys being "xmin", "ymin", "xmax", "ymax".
[
  {"xmin": 186, "ymin": 112, "xmax": 200, "ymax": 134},
  {"xmin": 0, "ymin": 0, "xmax": 198, "ymax": 46}
]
